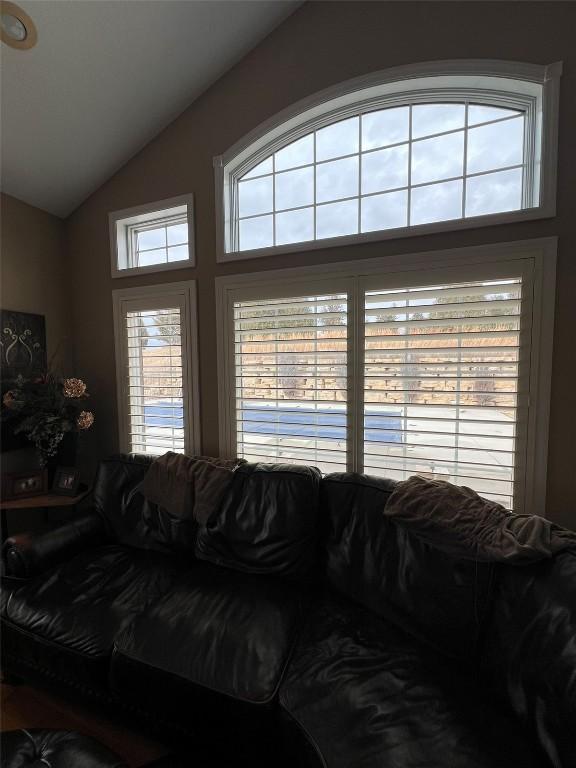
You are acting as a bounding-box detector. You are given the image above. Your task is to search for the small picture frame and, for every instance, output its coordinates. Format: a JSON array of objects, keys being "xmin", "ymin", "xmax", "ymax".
[
  {"xmin": 52, "ymin": 466, "xmax": 80, "ymax": 496},
  {"xmin": 2, "ymin": 470, "xmax": 48, "ymax": 500}
]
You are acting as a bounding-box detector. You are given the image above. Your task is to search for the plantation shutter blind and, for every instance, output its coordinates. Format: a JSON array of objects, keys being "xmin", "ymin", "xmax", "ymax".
[
  {"xmin": 234, "ymin": 292, "xmax": 348, "ymax": 473},
  {"xmin": 120, "ymin": 297, "xmax": 188, "ymax": 455},
  {"xmin": 363, "ymin": 277, "xmax": 522, "ymax": 509}
]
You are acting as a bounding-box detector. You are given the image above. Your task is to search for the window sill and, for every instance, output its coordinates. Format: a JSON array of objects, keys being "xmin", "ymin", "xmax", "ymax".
[{"xmin": 111, "ymin": 258, "xmax": 194, "ymax": 279}]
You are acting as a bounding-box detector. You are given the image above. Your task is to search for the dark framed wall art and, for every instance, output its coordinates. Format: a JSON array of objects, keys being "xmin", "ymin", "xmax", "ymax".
[{"xmin": 1, "ymin": 309, "xmax": 47, "ymax": 452}]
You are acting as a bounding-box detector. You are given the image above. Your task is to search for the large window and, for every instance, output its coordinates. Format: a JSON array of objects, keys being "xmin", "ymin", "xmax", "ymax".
[
  {"xmin": 215, "ymin": 61, "xmax": 561, "ymax": 261},
  {"xmin": 236, "ymin": 105, "xmax": 526, "ymax": 251},
  {"xmin": 217, "ymin": 239, "xmax": 556, "ymax": 514},
  {"xmin": 113, "ymin": 282, "xmax": 200, "ymax": 455}
]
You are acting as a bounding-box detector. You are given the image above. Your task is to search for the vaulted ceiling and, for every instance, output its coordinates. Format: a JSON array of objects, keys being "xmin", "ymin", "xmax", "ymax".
[{"xmin": 0, "ymin": 0, "xmax": 301, "ymax": 217}]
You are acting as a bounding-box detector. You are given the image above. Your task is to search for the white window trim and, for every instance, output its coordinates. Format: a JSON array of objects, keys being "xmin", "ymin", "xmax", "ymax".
[
  {"xmin": 214, "ymin": 60, "xmax": 561, "ymax": 262},
  {"xmin": 109, "ymin": 194, "xmax": 195, "ymax": 278},
  {"xmin": 112, "ymin": 281, "xmax": 201, "ymax": 455},
  {"xmin": 216, "ymin": 236, "xmax": 556, "ymax": 516}
]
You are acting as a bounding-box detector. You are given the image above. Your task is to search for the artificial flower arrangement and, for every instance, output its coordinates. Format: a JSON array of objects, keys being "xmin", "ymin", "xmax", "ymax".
[{"xmin": 1, "ymin": 373, "xmax": 94, "ymax": 467}]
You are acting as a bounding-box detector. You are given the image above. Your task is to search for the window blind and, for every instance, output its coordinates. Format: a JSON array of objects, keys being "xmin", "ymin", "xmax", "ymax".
[
  {"xmin": 234, "ymin": 293, "xmax": 348, "ymax": 473},
  {"xmin": 125, "ymin": 307, "xmax": 185, "ymax": 454},
  {"xmin": 363, "ymin": 278, "xmax": 522, "ymax": 508}
]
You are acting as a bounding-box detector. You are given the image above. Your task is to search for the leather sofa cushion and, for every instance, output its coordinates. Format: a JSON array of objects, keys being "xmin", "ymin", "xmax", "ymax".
[
  {"xmin": 93, "ymin": 454, "xmax": 197, "ymax": 554},
  {"xmin": 112, "ymin": 561, "xmax": 304, "ymax": 704},
  {"xmin": 195, "ymin": 463, "xmax": 321, "ymax": 581},
  {"xmin": 2, "ymin": 512, "xmax": 107, "ymax": 579},
  {"xmin": 486, "ymin": 550, "xmax": 576, "ymax": 768},
  {"xmin": 1, "ymin": 729, "xmax": 126, "ymax": 768},
  {"xmin": 4, "ymin": 544, "xmax": 177, "ymax": 657},
  {"xmin": 280, "ymin": 595, "xmax": 544, "ymax": 768},
  {"xmin": 321, "ymin": 473, "xmax": 494, "ymax": 660},
  {"xmin": 0, "ymin": 576, "xmax": 23, "ymax": 617}
]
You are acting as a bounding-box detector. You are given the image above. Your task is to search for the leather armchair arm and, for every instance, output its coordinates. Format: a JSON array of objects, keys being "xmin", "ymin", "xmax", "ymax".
[{"xmin": 1, "ymin": 511, "xmax": 107, "ymax": 578}]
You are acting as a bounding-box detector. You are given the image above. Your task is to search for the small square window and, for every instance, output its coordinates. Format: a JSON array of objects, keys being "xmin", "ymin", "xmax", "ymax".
[{"xmin": 110, "ymin": 194, "xmax": 194, "ymax": 277}]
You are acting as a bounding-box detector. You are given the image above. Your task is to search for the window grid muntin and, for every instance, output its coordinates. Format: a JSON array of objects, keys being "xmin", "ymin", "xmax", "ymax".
[
  {"xmin": 237, "ymin": 163, "xmax": 526, "ymax": 221},
  {"xmin": 230, "ymin": 87, "xmax": 537, "ymax": 252},
  {"xmin": 127, "ymin": 213, "xmax": 188, "ymax": 269},
  {"xmin": 231, "ymin": 87, "xmax": 535, "ymax": 182},
  {"xmin": 406, "ymin": 102, "xmax": 413, "ymax": 226},
  {"xmin": 236, "ymin": 105, "xmax": 527, "ymax": 250},
  {"xmin": 241, "ymin": 110, "xmax": 523, "ymax": 183},
  {"xmin": 461, "ymin": 105, "xmax": 469, "ymax": 219}
]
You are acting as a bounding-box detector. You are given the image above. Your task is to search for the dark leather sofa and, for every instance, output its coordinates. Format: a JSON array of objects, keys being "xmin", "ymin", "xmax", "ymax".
[
  {"xmin": 2, "ymin": 454, "xmax": 575, "ymax": 767},
  {"xmin": 1, "ymin": 728, "xmax": 204, "ymax": 767}
]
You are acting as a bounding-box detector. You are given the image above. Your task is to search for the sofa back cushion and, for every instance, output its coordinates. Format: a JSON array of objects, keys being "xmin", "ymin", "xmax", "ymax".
[
  {"xmin": 93, "ymin": 454, "xmax": 197, "ymax": 554},
  {"xmin": 485, "ymin": 550, "xmax": 576, "ymax": 768},
  {"xmin": 195, "ymin": 463, "xmax": 321, "ymax": 581},
  {"xmin": 321, "ymin": 473, "xmax": 495, "ymax": 661}
]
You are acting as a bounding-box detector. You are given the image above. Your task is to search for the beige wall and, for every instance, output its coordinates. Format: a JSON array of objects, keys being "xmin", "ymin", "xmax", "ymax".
[
  {"xmin": 1, "ymin": 193, "xmax": 70, "ymax": 369},
  {"xmin": 66, "ymin": 1, "xmax": 576, "ymax": 527}
]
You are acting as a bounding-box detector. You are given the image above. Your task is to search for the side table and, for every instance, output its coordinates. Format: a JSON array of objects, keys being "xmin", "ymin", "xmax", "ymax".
[{"xmin": 0, "ymin": 487, "xmax": 90, "ymax": 541}]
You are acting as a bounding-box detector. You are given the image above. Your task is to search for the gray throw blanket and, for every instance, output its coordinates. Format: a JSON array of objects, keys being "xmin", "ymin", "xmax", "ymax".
[
  {"xmin": 384, "ymin": 475, "xmax": 576, "ymax": 563},
  {"xmin": 141, "ymin": 452, "xmax": 245, "ymax": 526}
]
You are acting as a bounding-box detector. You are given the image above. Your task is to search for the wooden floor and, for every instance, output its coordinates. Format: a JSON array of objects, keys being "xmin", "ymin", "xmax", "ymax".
[{"xmin": 0, "ymin": 681, "xmax": 170, "ymax": 767}]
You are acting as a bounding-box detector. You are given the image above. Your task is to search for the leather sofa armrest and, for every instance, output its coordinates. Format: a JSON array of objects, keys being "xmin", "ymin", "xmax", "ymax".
[{"xmin": 1, "ymin": 511, "xmax": 107, "ymax": 578}]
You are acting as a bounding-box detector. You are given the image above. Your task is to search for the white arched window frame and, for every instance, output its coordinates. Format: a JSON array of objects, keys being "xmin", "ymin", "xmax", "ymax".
[{"xmin": 214, "ymin": 60, "xmax": 561, "ymax": 262}]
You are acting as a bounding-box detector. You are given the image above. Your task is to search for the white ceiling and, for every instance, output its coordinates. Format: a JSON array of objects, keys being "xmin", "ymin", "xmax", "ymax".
[{"xmin": 0, "ymin": 0, "xmax": 300, "ymax": 217}]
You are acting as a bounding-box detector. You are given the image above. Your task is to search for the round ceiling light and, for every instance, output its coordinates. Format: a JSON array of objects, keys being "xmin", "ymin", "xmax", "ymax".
[{"xmin": 0, "ymin": 1, "xmax": 37, "ymax": 49}]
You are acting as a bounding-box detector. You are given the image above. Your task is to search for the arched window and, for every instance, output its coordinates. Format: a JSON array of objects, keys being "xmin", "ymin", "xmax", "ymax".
[{"xmin": 215, "ymin": 61, "xmax": 560, "ymax": 261}]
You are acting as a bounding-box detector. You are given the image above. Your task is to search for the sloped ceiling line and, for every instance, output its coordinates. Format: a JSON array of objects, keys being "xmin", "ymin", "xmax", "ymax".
[{"xmin": 1, "ymin": 0, "xmax": 301, "ymax": 217}]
